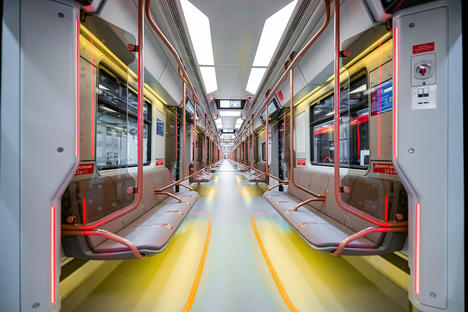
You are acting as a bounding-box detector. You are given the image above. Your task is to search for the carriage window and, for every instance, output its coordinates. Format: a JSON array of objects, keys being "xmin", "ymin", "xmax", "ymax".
[
  {"xmin": 96, "ymin": 68, "xmax": 152, "ymax": 169},
  {"xmin": 310, "ymin": 73, "xmax": 369, "ymax": 168}
]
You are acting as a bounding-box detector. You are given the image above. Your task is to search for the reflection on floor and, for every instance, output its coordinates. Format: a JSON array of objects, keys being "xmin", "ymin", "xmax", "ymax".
[{"xmin": 62, "ymin": 160, "xmax": 406, "ymax": 312}]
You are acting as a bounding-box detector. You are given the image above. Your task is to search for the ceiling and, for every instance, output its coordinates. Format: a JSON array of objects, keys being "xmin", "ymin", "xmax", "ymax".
[
  {"xmin": 186, "ymin": 0, "xmax": 295, "ymax": 144},
  {"xmin": 189, "ymin": 0, "xmax": 295, "ymax": 100}
]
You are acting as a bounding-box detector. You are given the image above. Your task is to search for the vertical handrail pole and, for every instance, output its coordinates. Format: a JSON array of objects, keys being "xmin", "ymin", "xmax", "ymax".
[
  {"xmin": 248, "ymin": 123, "xmax": 250, "ymax": 166},
  {"xmin": 204, "ymin": 114, "xmax": 207, "ymax": 167},
  {"xmin": 175, "ymin": 108, "xmax": 178, "ymax": 172},
  {"xmin": 193, "ymin": 96, "xmax": 197, "ymax": 173},
  {"xmin": 252, "ymin": 118, "xmax": 255, "ymax": 167},
  {"xmin": 331, "ymin": 0, "xmax": 405, "ymax": 227},
  {"xmin": 289, "ymin": 68, "xmax": 295, "ymax": 187},
  {"xmin": 265, "ymin": 99, "xmax": 269, "ymax": 176},
  {"xmin": 62, "ymin": 0, "xmax": 145, "ymax": 231},
  {"xmin": 136, "ymin": 0, "xmax": 144, "ymax": 198},
  {"xmin": 182, "ymin": 82, "xmax": 187, "ymax": 178}
]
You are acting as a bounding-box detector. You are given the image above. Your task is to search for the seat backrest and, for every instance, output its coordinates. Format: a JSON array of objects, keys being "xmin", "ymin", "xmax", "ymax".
[
  {"xmin": 284, "ymin": 167, "xmax": 408, "ymax": 244},
  {"xmin": 341, "ymin": 175, "xmax": 408, "ymax": 223},
  {"xmin": 255, "ymin": 161, "xmax": 266, "ymax": 172},
  {"xmin": 62, "ymin": 175, "xmax": 133, "ymax": 225},
  {"xmin": 287, "ymin": 168, "xmax": 328, "ymax": 210}
]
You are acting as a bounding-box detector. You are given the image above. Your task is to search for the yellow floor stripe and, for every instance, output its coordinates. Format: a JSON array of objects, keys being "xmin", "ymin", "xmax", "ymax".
[
  {"xmin": 182, "ymin": 212, "xmax": 212, "ymax": 312},
  {"xmin": 251, "ymin": 212, "xmax": 299, "ymax": 312}
]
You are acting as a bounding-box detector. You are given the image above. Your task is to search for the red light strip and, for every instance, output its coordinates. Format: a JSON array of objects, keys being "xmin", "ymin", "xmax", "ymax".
[
  {"xmin": 75, "ymin": 18, "xmax": 80, "ymax": 159},
  {"xmin": 378, "ymin": 41, "xmax": 382, "ymax": 158},
  {"xmin": 384, "ymin": 196, "xmax": 388, "ymax": 222},
  {"xmin": 393, "ymin": 27, "xmax": 399, "ymax": 159},
  {"xmin": 50, "ymin": 205, "xmax": 56, "ymax": 304},
  {"xmin": 414, "ymin": 203, "xmax": 421, "ymax": 294},
  {"xmin": 90, "ymin": 38, "xmax": 95, "ymax": 157},
  {"xmin": 82, "ymin": 197, "xmax": 87, "ymax": 224},
  {"xmin": 357, "ymin": 124, "xmax": 360, "ymax": 157}
]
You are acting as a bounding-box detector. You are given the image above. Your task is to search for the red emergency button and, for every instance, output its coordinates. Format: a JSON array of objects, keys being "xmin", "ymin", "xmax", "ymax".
[{"xmin": 419, "ymin": 67, "xmax": 427, "ymax": 76}]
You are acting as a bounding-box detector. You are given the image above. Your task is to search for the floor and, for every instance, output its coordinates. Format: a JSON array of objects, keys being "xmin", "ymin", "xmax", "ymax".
[{"xmin": 63, "ymin": 160, "xmax": 405, "ymax": 312}]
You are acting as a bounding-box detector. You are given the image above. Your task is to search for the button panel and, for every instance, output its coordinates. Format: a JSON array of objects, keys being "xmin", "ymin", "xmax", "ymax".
[{"xmin": 412, "ymin": 85, "xmax": 437, "ymax": 110}]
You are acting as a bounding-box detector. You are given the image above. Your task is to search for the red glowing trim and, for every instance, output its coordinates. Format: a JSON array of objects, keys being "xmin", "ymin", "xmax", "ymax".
[
  {"xmin": 393, "ymin": 27, "xmax": 399, "ymax": 159},
  {"xmin": 384, "ymin": 196, "xmax": 388, "ymax": 222},
  {"xmin": 82, "ymin": 197, "xmax": 87, "ymax": 224},
  {"xmin": 357, "ymin": 124, "xmax": 360, "ymax": 157},
  {"xmin": 314, "ymin": 114, "xmax": 368, "ymax": 135},
  {"xmin": 50, "ymin": 205, "xmax": 56, "ymax": 304},
  {"xmin": 414, "ymin": 203, "xmax": 421, "ymax": 294},
  {"xmin": 90, "ymin": 38, "xmax": 95, "ymax": 157},
  {"xmin": 378, "ymin": 42, "xmax": 382, "ymax": 158},
  {"xmin": 75, "ymin": 18, "xmax": 80, "ymax": 159}
]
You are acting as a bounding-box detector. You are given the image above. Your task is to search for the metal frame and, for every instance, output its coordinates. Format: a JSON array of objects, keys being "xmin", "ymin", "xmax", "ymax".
[{"xmin": 62, "ymin": 0, "xmax": 220, "ymax": 258}]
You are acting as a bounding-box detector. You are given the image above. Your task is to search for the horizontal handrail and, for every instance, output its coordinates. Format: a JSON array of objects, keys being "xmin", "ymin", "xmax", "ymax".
[{"xmin": 153, "ymin": 190, "xmax": 183, "ymax": 203}]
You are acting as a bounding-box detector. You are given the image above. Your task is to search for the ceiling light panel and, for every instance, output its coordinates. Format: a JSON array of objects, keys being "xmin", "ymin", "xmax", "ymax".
[
  {"xmin": 180, "ymin": 0, "xmax": 215, "ymax": 66},
  {"xmin": 235, "ymin": 118, "xmax": 243, "ymax": 129},
  {"xmin": 200, "ymin": 66, "xmax": 217, "ymax": 94},
  {"xmin": 252, "ymin": 0, "xmax": 297, "ymax": 67},
  {"xmin": 246, "ymin": 67, "xmax": 266, "ymax": 94}
]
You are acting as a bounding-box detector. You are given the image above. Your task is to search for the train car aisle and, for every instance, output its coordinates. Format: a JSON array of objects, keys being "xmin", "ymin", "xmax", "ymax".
[{"xmin": 63, "ymin": 160, "xmax": 405, "ymax": 311}]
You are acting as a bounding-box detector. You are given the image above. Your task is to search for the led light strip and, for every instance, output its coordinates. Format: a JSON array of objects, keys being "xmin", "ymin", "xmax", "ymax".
[
  {"xmin": 393, "ymin": 27, "xmax": 399, "ymax": 159},
  {"xmin": 50, "ymin": 205, "xmax": 56, "ymax": 304},
  {"xmin": 75, "ymin": 17, "xmax": 80, "ymax": 158},
  {"xmin": 415, "ymin": 203, "xmax": 421, "ymax": 294}
]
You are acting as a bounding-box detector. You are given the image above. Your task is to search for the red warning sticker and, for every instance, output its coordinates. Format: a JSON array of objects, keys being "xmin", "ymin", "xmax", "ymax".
[
  {"xmin": 74, "ymin": 163, "xmax": 95, "ymax": 176},
  {"xmin": 155, "ymin": 159, "xmax": 164, "ymax": 166},
  {"xmin": 412, "ymin": 42, "xmax": 434, "ymax": 54},
  {"xmin": 372, "ymin": 162, "xmax": 397, "ymax": 175},
  {"xmin": 277, "ymin": 90, "xmax": 284, "ymax": 101}
]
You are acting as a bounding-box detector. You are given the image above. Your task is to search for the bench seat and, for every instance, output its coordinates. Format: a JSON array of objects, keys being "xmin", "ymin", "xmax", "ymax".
[
  {"xmin": 62, "ymin": 167, "xmax": 198, "ymax": 259},
  {"xmin": 243, "ymin": 169, "xmax": 265, "ymax": 182},
  {"xmin": 264, "ymin": 190, "xmax": 375, "ymax": 249},
  {"xmin": 263, "ymin": 167, "xmax": 407, "ymax": 255}
]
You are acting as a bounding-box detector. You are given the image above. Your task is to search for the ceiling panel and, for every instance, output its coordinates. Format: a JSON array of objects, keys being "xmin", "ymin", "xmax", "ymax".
[{"xmin": 189, "ymin": 0, "xmax": 294, "ymax": 99}]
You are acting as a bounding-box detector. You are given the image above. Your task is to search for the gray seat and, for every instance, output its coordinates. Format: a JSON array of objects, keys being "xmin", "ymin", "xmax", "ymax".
[
  {"xmin": 263, "ymin": 168, "xmax": 407, "ymax": 255},
  {"xmin": 61, "ymin": 167, "xmax": 198, "ymax": 259},
  {"xmin": 243, "ymin": 169, "xmax": 266, "ymax": 182}
]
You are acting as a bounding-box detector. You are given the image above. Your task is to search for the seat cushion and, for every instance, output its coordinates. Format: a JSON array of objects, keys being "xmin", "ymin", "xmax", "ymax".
[
  {"xmin": 94, "ymin": 224, "xmax": 175, "ymax": 253},
  {"xmin": 264, "ymin": 189, "xmax": 377, "ymax": 249}
]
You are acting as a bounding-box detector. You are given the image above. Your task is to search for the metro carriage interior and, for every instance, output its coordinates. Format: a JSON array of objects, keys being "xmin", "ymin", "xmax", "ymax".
[{"xmin": 0, "ymin": 0, "xmax": 465, "ymax": 311}]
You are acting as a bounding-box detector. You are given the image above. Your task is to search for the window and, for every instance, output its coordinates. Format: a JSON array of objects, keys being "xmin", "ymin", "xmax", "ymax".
[
  {"xmin": 96, "ymin": 67, "xmax": 152, "ymax": 169},
  {"xmin": 310, "ymin": 72, "xmax": 369, "ymax": 168}
]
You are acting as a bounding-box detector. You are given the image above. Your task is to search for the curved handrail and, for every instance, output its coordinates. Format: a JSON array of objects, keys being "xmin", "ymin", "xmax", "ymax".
[
  {"xmin": 62, "ymin": 0, "xmax": 146, "ymax": 231},
  {"xmin": 332, "ymin": 0, "xmax": 406, "ymax": 228}
]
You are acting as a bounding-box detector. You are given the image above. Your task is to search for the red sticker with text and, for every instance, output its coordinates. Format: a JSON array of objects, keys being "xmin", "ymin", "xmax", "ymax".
[
  {"xmin": 297, "ymin": 159, "xmax": 306, "ymax": 166},
  {"xmin": 412, "ymin": 42, "xmax": 434, "ymax": 54},
  {"xmin": 74, "ymin": 163, "xmax": 95, "ymax": 176},
  {"xmin": 155, "ymin": 159, "xmax": 164, "ymax": 166},
  {"xmin": 277, "ymin": 90, "xmax": 284, "ymax": 101},
  {"xmin": 372, "ymin": 162, "xmax": 397, "ymax": 175}
]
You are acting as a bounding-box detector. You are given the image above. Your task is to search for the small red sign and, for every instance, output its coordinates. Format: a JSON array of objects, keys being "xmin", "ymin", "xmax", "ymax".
[
  {"xmin": 412, "ymin": 42, "xmax": 434, "ymax": 54},
  {"xmin": 372, "ymin": 162, "xmax": 397, "ymax": 175},
  {"xmin": 74, "ymin": 163, "xmax": 95, "ymax": 176},
  {"xmin": 297, "ymin": 159, "xmax": 306, "ymax": 166},
  {"xmin": 277, "ymin": 90, "xmax": 284, "ymax": 101},
  {"xmin": 155, "ymin": 159, "xmax": 164, "ymax": 166}
]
